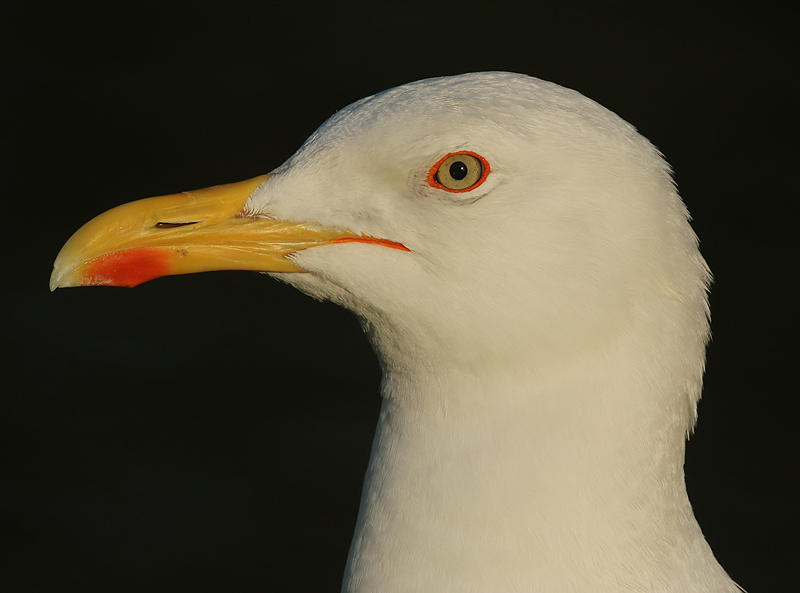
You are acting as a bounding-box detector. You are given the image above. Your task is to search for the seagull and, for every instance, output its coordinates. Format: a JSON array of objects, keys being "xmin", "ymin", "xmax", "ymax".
[{"xmin": 50, "ymin": 72, "xmax": 741, "ymax": 592}]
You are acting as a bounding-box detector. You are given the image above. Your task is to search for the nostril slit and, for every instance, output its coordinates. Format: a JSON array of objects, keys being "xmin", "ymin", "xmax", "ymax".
[{"xmin": 155, "ymin": 221, "xmax": 199, "ymax": 229}]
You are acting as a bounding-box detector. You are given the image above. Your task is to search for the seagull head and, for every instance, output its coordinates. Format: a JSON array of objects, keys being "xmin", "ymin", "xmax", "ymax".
[{"xmin": 51, "ymin": 72, "xmax": 710, "ymax": 421}]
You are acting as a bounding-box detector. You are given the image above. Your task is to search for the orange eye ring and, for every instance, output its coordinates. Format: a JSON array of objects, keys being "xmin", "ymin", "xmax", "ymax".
[{"xmin": 427, "ymin": 151, "xmax": 491, "ymax": 193}]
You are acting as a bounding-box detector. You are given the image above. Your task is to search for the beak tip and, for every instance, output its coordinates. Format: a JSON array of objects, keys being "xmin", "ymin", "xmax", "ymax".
[
  {"xmin": 50, "ymin": 251, "xmax": 84, "ymax": 290},
  {"xmin": 49, "ymin": 266, "xmax": 69, "ymax": 291}
]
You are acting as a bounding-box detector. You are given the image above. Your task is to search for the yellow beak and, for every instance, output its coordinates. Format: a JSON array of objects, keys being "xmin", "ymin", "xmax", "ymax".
[{"xmin": 50, "ymin": 174, "xmax": 408, "ymax": 290}]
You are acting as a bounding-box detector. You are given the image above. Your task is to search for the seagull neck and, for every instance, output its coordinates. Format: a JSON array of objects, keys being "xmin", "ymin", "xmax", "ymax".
[
  {"xmin": 343, "ymin": 354, "xmax": 727, "ymax": 592},
  {"xmin": 371, "ymin": 362, "xmax": 693, "ymax": 526}
]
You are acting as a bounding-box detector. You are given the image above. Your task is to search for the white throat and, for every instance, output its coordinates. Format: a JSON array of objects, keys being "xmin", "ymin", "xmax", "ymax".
[{"xmin": 341, "ymin": 329, "xmax": 736, "ymax": 592}]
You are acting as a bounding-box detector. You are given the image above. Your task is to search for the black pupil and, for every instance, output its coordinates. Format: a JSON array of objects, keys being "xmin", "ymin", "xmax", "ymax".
[{"xmin": 449, "ymin": 161, "xmax": 468, "ymax": 180}]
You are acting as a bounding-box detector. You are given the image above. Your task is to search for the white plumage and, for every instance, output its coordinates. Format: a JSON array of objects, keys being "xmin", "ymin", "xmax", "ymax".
[{"xmin": 53, "ymin": 72, "xmax": 741, "ymax": 592}]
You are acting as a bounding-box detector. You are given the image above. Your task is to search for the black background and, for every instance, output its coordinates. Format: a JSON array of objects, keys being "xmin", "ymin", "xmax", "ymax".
[{"xmin": 2, "ymin": 2, "xmax": 795, "ymax": 592}]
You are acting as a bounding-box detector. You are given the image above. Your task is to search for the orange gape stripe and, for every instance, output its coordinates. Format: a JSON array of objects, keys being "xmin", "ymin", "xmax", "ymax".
[
  {"xmin": 84, "ymin": 248, "xmax": 172, "ymax": 287},
  {"xmin": 331, "ymin": 237, "xmax": 410, "ymax": 251}
]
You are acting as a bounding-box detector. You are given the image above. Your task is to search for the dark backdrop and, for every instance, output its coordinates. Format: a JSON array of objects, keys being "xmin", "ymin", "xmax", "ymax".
[{"xmin": 2, "ymin": 2, "xmax": 795, "ymax": 592}]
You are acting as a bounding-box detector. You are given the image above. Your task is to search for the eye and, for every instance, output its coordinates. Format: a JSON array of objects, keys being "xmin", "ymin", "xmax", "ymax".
[{"xmin": 428, "ymin": 151, "xmax": 491, "ymax": 192}]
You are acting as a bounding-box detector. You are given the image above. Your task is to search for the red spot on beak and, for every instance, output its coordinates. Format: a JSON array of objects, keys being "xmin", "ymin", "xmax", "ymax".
[{"xmin": 84, "ymin": 248, "xmax": 171, "ymax": 287}]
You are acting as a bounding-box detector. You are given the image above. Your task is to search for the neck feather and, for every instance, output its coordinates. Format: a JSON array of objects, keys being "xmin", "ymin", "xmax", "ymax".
[{"xmin": 342, "ymin": 344, "xmax": 736, "ymax": 592}]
